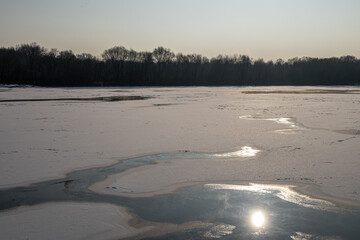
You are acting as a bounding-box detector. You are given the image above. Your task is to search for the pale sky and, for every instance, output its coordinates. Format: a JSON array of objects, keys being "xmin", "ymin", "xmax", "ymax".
[{"xmin": 1, "ymin": 0, "xmax": 360, "ymax": 60}]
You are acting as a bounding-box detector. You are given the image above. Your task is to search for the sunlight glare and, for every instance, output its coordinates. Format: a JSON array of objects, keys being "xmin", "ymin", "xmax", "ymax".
[{"xmin": 251, "ymin": 211, "xmax": 265, "ymax": 228}]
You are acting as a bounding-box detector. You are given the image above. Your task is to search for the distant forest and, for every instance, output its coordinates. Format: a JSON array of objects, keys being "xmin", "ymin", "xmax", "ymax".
[{"xmin": 0, "ymin": 43, "xmax": 359, "ymax": 86}]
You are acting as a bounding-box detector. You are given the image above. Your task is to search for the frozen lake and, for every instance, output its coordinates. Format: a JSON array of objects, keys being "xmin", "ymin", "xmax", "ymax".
[{"xmin": 0, "ymin": 86, "xmax": 360, "ymax": 239}]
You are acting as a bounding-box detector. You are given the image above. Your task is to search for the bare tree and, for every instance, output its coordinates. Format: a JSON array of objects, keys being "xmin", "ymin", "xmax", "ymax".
[
  {"xmin": 152, "ymin": 47, "xmax": 174, "ymax": 63},
  {"xmin": 16, "ymin": 42, "xmax": 46, "ymax": 58},
  {"xmin": 49, "ymin": 48, "xmax": 59, "ymax": 58},
  {"xmin": 138, "ymin": 51, "xmax": 153, "ymax": 63},
  {"xmin": 127, "ymin": 49, "xmax": 138, "ymax": 62},
  {"xmin": 58, "ymin": 50, "xmax": 76, "ymax": 60},
  {"xmin": 77, "ymin": 53, "xmax": 95, "ymax": 60},
  {"xmin": 102, "ymin": 46, "xmax": 129, "ymax": 62},
  {"xmin": 175, "ymin": 53, "xmax": 189, "ymax": 64}
]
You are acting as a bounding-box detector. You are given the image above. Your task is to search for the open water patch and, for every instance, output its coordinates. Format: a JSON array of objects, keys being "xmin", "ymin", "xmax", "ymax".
[
  {"xmin": 139, "ymin": 185, "xmax": 360, "ymax": 239},
  {"xmin": 0, "ymin": 148, "xmax": 259, "ymax": 211}
]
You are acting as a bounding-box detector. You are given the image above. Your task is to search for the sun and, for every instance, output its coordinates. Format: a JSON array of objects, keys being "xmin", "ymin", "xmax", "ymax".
[{"xmin": 251, "ymin": 211, "xmax": 265, "ymax": 228}]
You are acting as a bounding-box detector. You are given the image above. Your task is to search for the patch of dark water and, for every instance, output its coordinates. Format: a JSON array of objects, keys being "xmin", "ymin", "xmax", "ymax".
[
  {"xmin": 0, "ymin": 95, "xmax": 149, "ymax": 103},
  {"xmin": 153, "ymin": 103, "xmax": 180, "ymax": 107}
]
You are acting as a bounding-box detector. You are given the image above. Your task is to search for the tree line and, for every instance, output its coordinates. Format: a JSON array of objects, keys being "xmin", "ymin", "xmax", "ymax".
[{"xmin": 0, "ymin": 43, "xmax": 359, "ymax": 86}]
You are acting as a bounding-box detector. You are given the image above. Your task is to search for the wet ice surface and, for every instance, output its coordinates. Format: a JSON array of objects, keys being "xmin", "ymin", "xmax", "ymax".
[
  {"xmin": 1, "ymin": 176, "xmax": 360, "ymax": 239},
  {"xmin": 0, "ymin": 151, "xmax": 359, "ymax": 239}
]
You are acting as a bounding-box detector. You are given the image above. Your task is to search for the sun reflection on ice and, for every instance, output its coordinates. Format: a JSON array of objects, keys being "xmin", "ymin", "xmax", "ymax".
[
  {"xmin": 251, "ymin": 210, "xmax": 265, "ymax": 228},
  {"xmin": 206, "ymin": 183, "xmax": 335, "ymax": 211},
  {"xmin": 267, "ymin": 117, "xmax": 294, "ymax": 126},
  {"xmin": 239, "ymin": 115, "xmax": 307, "ymax": 133},
  {"xmin": 214, "ymin": 146, "xmax": 260, "ymax": 157}
]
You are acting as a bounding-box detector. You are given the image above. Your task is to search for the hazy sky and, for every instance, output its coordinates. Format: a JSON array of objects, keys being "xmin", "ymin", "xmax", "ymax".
[{"xmin": 1, "ymin": 0, "xmax": 360, "ymax": 60}]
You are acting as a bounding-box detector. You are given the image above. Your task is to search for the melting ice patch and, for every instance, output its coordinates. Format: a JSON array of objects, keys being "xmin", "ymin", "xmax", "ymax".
[
  {"xmin": 205, "ymin": 184, "xmax": 335, "ymax": 211},
  {"xmin": 213, "ymin": 146, "xmax": 260, "ymax": 157},
  {"xmin": 267, "ymin": 117, "xmax": 307, "ymax": 132},
  {"xmin": 239, "ymin": 115, "xmax": 307, "ymax": 133},
  {"xmin": 267, "ymin": 117, "xmax": 295, "ymax": 127}
]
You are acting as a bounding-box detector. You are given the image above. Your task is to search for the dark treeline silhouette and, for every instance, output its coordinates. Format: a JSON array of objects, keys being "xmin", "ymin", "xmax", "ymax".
[{"xmin": 0, "ymin": 43, "xmax": 359, "ymax": 86}]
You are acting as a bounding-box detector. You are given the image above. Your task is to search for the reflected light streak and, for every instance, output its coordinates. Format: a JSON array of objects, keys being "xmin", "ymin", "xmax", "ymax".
[
  {"xmin": 213, "ymin": 146, "xmax": 260, "ymax": 158},
  {"xmin": 267, "ymin": 117, "xmax": 295, "ymax": 127},
  {"xmin": 239, "ymin": 115, "xmax": 307, "ymax": 132},
  {"xmin": 206, "ymin": 183, "xmax": 335, "ymax": 211}
]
